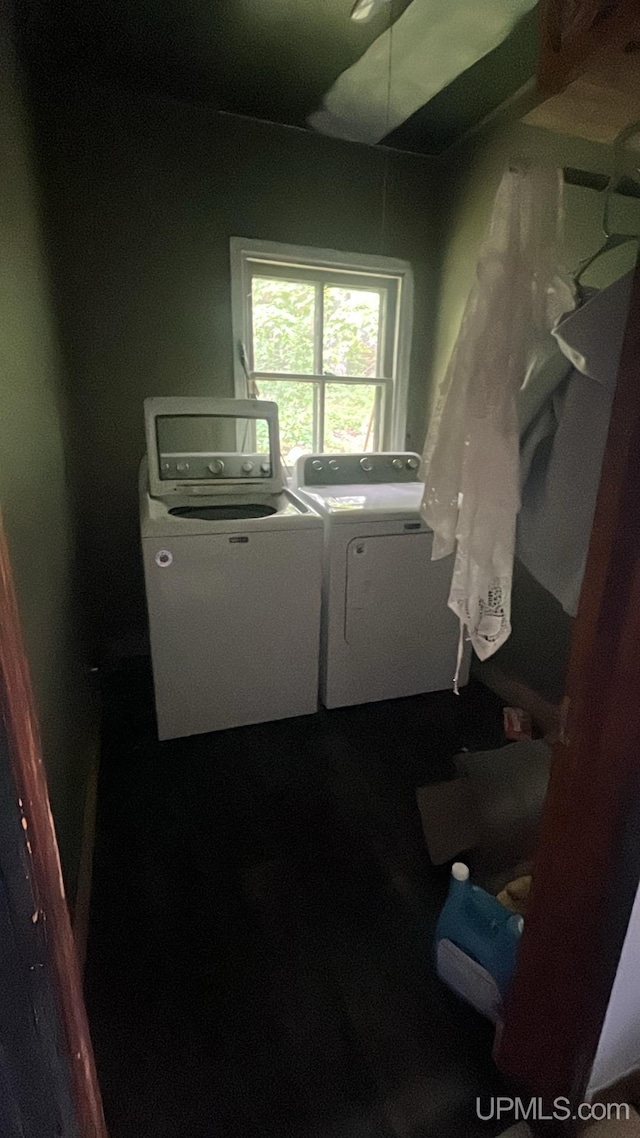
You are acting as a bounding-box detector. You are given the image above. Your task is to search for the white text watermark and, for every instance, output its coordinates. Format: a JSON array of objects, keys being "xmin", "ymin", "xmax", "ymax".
[{"xmin": 476, "ymin": 1096, "xmax": 630, "ymax": 1123}]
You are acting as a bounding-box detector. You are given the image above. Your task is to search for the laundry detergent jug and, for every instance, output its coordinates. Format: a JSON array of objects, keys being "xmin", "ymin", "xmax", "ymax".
[{"xmin": 434, "ymin": 862, "xmax": 523, "ymax": 1022}]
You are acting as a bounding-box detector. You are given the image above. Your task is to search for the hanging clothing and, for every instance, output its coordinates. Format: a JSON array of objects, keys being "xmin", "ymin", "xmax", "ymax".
[
  {"xmin": 517, "ymin": 344, "xmax": 573, "ymax": 435},
  {"xmin": 517, "ymin": 269, "xmax": 634, "ymax": 616},
  {"xmin": 421, "ymin": 167, "xmax": 574, "ymax": 685}
]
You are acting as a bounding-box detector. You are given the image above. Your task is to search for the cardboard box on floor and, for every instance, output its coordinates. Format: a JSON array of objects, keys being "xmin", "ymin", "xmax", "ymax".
[{"xmin": 416, "ymin": 741, "xmax": 551, "ymax": 889}]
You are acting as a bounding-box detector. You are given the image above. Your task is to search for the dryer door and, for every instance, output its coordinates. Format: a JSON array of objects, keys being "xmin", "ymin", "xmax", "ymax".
[{"xmin": 345, "ymin": 531, "xmax": 455, "ymax": 648}]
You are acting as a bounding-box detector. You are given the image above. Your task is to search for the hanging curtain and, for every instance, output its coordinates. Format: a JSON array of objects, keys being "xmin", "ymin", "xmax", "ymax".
[{"xmin": 420, "ymin": 166, "xmax": 575, "ymax": 688}]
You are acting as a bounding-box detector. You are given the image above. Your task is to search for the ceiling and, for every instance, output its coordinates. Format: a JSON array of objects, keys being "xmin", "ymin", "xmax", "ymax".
[
  {"xmin": 525, "ymin": 31, "xmax": 640, "ymax": 147},
  {"xmin": 16, "ymin": 0, "xmax": 539, "ymax": 155}
]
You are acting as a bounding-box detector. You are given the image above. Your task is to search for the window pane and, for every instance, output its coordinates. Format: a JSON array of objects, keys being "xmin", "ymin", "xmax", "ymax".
[
  {"xmin": 323, "ymin": 287, "xmax": 381, "ymax": 377},
  {"xmin": 324, "ymin": 383, "xmax": 379, "ymax": 454},
  {"xmin": 255, "ymin": 379, "xmax": 315, "ymax": 466},
  {"xmin": 252, "ymin": 278, "xmax": 315, "ymax": 373},
  {"xmin": 157, "ymin": 414, "xmax": 270, "ymax": 480}
]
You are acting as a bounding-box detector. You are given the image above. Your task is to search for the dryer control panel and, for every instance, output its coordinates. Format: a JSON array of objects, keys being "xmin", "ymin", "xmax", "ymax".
[{"xmin": 296, "ymin": 452, "xmax": 421, "ymax": 487}]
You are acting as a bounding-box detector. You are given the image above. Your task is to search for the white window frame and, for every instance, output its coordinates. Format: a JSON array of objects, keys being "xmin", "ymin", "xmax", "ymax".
[{"xmin": 230, "ymin": 237, "xmax": 413, "ymax": 452}]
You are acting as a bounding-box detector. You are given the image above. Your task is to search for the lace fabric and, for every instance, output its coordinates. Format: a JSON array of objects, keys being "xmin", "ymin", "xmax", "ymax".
[{"xmin": 421, "ymin": 167, "xmax": 575, "ymax": 685}]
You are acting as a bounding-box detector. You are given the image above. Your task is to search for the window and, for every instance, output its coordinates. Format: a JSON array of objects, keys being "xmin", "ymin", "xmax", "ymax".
[{"xmin": 230, "ymin": 239, "xmax": 413, "ymax": 466}]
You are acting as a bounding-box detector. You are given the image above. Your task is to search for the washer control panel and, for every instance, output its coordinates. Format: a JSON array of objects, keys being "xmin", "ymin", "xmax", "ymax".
[
  {"xmin": 297, "ymin": 453, "xmax": 421, "ymax": 487},
  {"xmin": 160, "ymin": 452, "xmax": 272, "ymax": 481}
]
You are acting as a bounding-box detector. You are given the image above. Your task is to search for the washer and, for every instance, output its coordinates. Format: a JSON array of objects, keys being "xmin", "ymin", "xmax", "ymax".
[
  {"xmin": 141, "ymin": 397, "xmax": 323, "ymax": 740},
  {"xmin": 293, "ymin": 452, "xmax": 469, "ymax": 709}
]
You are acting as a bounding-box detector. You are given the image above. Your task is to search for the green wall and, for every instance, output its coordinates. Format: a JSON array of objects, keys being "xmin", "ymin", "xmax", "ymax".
[
  {"xmin": 435, "ymin": 121, "xmax": 640, "ymax": 702},
  {"xmin": 29, "ymin": 78, "xmax": 640, "ymax": 706},
  {"xmin": 0, "ymin": 14, "xmax": 96, "ymax": 902},
  {"xmin": 35, "ymin": 85, "xmax": 444, "ymax": 657}
]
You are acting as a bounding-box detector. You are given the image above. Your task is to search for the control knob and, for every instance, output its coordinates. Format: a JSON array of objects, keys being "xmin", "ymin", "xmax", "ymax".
[
  {"xmin": 360, "ymin": 457, "xmax": 374, "ymax": 472},
  {"xmin": 242, "ymin": 461, "xmax": 254, "ymax": 474},
  {"xmin": 176, "ymin": 461, "xmax": 190, "ymax": 474},
  {"xmin": 311, "ymin": 460, "xmax": 324, "ymax": 472},
  {"xmin": 260, "ymin": 462, "xmax": 271, "ymax": 475},
  {"xmin": 207, "ymin": 459, "xmax": 224, "ymax": 475},
  {"xmin": 392, "ymin": 458, "xmax": 404, "ymax": 470},
  {"xmin": 328, "ymin": 459, "xmax": 340, "ymax": 471},
  {"xmin": 406, "ymin": 456, "xmax": 419, "ymax": 470}
]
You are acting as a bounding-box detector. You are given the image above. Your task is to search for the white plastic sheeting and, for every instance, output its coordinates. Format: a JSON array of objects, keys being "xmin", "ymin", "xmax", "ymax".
[
  {"xmin": 308, "ymin": 0, "xmax": 536, "ymax": 145},
  {"xmin": 420, "ymin": 167, "xmax": 575, "ymax": 685}
]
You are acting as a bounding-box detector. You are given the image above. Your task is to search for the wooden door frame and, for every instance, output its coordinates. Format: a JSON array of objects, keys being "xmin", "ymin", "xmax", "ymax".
[
  {"xmin": 538, "ymin": 0, "xmax": 640, "ymax": 94},
  {"xmin": 495, "ymin": 256, "xmax": 640, "ymax": 1103},
  {"xmin": 0, "ymin": 514, "xmax": 107, "ymax": 1137}
]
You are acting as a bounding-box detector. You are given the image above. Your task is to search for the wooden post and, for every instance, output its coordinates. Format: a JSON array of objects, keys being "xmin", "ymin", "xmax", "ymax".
[
  {"xmin": 495, "ymin": 257, "xmax": 640, "ymax": 1102},
  {"xmin": 0, "ymin": 513, "xmax": 107, "ymax": 1138},
  {"xmin": 538, "ymin": 0, "xmax": 640, "ymax": 94}
]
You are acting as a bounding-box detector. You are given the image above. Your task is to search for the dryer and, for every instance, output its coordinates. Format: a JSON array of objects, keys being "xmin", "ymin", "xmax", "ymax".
[
  {"xmin": 293, "ymin": 452, "xmax": 468, "ymax": 709},
  {"xmin": 141, "ymin": 397, "xmax": 323, "ymax": 740}
]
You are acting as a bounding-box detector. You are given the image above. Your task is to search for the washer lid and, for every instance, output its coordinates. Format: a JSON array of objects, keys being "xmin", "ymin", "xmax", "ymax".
[
  {"xmin": 144, "ymin": 396, "xmax": 283, "ymax": 499},
  {"xmin": 140, "ymin": 479, "xmax": 323, "ymax": 537}
]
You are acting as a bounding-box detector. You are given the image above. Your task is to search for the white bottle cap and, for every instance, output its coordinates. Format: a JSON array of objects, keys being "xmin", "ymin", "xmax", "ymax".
[{"xmin": 451, "ymin": 862, "xmax": 470, "ymax": 882}]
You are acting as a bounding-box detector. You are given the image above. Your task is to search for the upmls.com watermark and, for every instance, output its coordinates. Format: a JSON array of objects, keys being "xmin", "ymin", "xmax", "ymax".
[{"xmin": 476, "ymin": 1096, "xmax": 631, "ymax": 1123}]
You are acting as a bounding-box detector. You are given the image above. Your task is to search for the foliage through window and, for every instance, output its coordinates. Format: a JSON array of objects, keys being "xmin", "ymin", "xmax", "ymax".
[{"xmin": 231, "ymin": 241, "xmax": 413, "ymax": 466}]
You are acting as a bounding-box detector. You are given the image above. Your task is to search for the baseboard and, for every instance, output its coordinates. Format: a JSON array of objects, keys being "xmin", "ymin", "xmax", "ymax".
[{"xmin": 72, "ymin": 745, "xmax": 100, "ymax": 979}]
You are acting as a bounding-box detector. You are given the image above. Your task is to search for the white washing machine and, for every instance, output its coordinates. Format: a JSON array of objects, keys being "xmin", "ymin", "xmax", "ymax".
[
  {"xmin": 140, "ymin": 397, "xmax": 323, "ymax": 740},
  {"xmin": 293, "ymin": 452, "xmax": 469, "ymax": 709}
]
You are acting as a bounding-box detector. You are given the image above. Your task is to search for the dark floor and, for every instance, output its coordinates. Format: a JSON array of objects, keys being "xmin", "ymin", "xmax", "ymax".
[{"xmin": 85, "ymin": 664, "xmax": 513, "ymax": 1138}]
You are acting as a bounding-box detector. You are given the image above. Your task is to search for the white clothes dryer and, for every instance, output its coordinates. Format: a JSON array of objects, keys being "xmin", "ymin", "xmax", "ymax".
[
  {"xmin": 141, "ymin": 397, "xmax": 323, "ymax": 740},
  {"xmin": 293, "ymin": 452, "xmax": 468, "ymax": 709}
]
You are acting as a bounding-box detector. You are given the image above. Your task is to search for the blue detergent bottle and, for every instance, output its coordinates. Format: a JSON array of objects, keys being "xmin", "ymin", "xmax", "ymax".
[{"xmin": 435, "ymin": 862, "xmax": 523, "ymax": 1015}]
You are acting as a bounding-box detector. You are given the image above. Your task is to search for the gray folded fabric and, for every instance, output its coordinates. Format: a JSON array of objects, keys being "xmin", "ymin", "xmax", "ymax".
[{"xmin": 517, "ymin": 270, "xmax": 634, "ymax": 615}]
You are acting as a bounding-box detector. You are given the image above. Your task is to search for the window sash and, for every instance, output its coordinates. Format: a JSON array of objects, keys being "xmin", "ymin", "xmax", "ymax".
[
  {"xmin": 248, "ymin": 267, "xmax": 392, "ymax": 448},
  {"xmin": 252, "ymin": 372, "xmax": 389, "ymax": 385},
  {"xmin": 249, "ymin": 274, "xmax": 392, "ymax": 380},
  {"xmin": 252, "ymin": 375, "xmax": 390, "ymax": 453},
  {"xmin": 248, "ymin": 260, "xmax": 399, "ymax": 292},
  {"xmin": 231, "ymin": 239, "xmax": 413, "ymax": 454}
]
